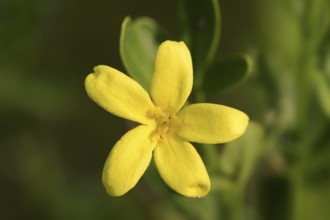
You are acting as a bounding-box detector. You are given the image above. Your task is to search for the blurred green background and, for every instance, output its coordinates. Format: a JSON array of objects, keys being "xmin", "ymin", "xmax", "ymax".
[{"xmin": 1, "ymin": 0, "xmax": 330, "ymax": 220}]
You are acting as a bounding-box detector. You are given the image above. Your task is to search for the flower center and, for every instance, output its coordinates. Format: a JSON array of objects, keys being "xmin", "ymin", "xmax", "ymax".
[
  {"xmin": 149, "ymin": 107, "xmax": 175, "ymax": 140},
  {"xmin": 156, "ymin": 116, "xmax": 171, "ymax": 140}
]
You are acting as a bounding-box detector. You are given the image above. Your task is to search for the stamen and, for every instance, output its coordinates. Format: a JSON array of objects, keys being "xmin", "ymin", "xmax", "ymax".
[{"xmin": 148, "ymin": 107, "xmax": 177, "ymax": 141}]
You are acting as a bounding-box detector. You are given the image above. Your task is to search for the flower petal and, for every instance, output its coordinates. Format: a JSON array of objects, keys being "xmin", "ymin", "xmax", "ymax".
[
  {"xmin": 85, "ymin": 65, "xmax": 154, "ymax": 124},
  {"xmin": 154, "ymin": 136, "xmax": 210, "ymax": 197},
  {"xmin": 176, "ymin": 103, "xmax": 249, "ymax": 144},
  {"xmin": 150, "ymin": 41, "xmax": 193, "ymax": 114},
  {"xmin": 102, "ymin": 125, "xmax": 156, "ymax": 196}
]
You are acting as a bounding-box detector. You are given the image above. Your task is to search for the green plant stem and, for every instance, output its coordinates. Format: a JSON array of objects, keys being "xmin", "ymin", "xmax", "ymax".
[
  {"xmin": 195, "ymin": 85, "xmax": 249, "ymax": 220},
  {"xmin": 194, "ymin": 87, "xmax": 218, "ymax": 173}
]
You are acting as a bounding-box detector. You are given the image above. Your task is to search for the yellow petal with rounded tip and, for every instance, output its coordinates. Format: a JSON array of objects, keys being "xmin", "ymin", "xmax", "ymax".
[
  {"xmin": 102, "ymin": 125, "xmax": 156, "ymax": 196},
  {"xmin": 150, "ymin": 41, "xmax": 193, "ymax": 114},
  {"xmin": 176, "ymin": 103, "xmax": 249, "ymax": 144},
  {"xmin": 154, "ymin": 136, "xmax": 210, "ymax": 197},
  {"xmin": 85, "ymin": 65, "xmax": 154, "ymax": 124}
]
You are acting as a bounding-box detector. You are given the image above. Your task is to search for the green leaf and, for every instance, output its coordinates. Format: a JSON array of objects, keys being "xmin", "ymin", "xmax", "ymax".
[
  {"xmin": 219, "ymin": 121, "xmax": 264, "ymax": 186},
  {"xmin": 314, "ymin": 71, "xmax": 330, "ymax": 119},
  {"xmin": 315, "ymin": 34, "xmax": 330, "ymax": 119},
  {"xmin": 203, "ymin": 54, "xmax": 252, "ymax": 94},
  {"xmin": 120, "ymin": 16, "xmax": 169, "ymax": 90},
  {"xmin": 179, "ymin": 0, "xmax": 221, "ymax": 77}
]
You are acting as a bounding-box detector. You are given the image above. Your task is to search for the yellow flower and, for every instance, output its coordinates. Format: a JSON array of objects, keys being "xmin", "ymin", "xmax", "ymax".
[{"xmin": 85, "ymin": 41, "xmax": 249, "ymax": 197}]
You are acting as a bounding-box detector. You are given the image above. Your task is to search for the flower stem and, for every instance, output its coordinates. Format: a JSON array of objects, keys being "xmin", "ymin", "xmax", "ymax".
[{"xmin": 194, "ymin": 87, "xmax": 219, "ymax": 173}]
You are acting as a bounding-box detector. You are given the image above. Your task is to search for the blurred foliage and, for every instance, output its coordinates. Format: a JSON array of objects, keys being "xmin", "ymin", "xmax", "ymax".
[
  {"xmin": 178, "ymin": 0, "xmax": 221, "ymax": 78},
  {"xmin": 1, "ymin": 0, "xmax": 330, "ymax": 220},
  {"xmin": 203, "ymin": 54, "xmax": 252, "ymax": 94}
]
